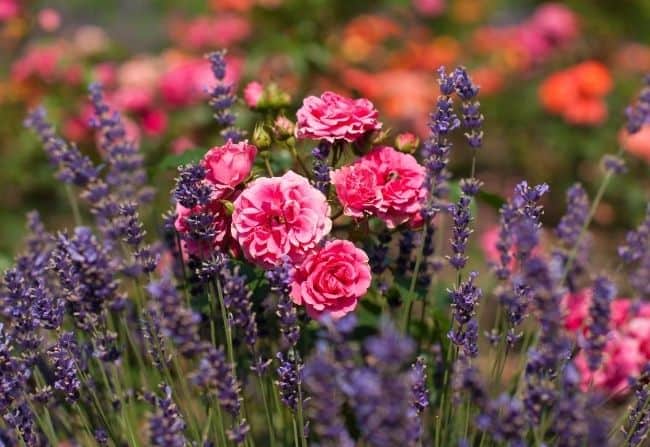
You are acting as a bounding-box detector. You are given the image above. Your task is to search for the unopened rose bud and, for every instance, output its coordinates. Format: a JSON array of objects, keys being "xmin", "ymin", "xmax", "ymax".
[
  {"xmin": 395, "ymin": 132, "xmax": 419, "ymax": 153},
  {"xmin": 274, "ymin": 115, "xmax": 295, "ymax": 140},
  {"xmin": 252, "ymin": 125, "xmax": 272, "ymax": 150},
  {"xmin": 266, "ymin": 83, "xmax": 291, "ymax": 108}
]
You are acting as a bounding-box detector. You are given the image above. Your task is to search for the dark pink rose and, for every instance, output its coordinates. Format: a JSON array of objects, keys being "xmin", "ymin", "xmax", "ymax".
[
  {"xmin": 290, "ymin": 240, "xmax": 371, "ymax": 319},
  {"xmin": 295, "ymin": 91, "xmax": 381, "ymax": 143},
  {"xmin": 202, "ymin": 140, "xmax": 257, "ymax": 196},
  {"xmin": 330, "ymin": 163, "xmax": 382, "ymax": 218},
  {"xmin": 331, "ymin": 146, "xmax": 425, "ymax": 228}
]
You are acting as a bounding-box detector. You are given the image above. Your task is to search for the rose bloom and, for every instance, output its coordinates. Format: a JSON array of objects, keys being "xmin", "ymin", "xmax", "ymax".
[
  {"xmin": 619, "ymin": 123, "xmax": 650, "ymax": 163},
  {"xmin": 531, "ymin": 3, "xmax": 579, "ymax": 45},
  {"xmin": 231, "ymin": 171, "xmax": 332, "ymax": 268},
  {"xmin": 563, "ymin": 291, "xmax": 650, "ymax": 394},
  {"xmin": 243, "ymin": 81, "xmax": 263, "ymax": 108},
  {"xmin": 202, "ymin": 140, "xmax": 257, "ymax": 196},
  {"xmin": 290, "ymin": 240, "xmax": 371, "ymax": 319},
  {"xmin": 331, "ymin": 146, "xmax": 426, "ymax": 228},
  {"xmin": 295, "ymin": 91, "xmax": 381, "ymax": 143},
  {"xmin": 575, "ymin": 332, "xmax": 644, "ymax": 395}
]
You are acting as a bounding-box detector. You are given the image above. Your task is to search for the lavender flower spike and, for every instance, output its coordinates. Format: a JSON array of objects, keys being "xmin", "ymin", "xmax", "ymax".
[
  {"xmin": 453, "ymin": 67, "xmax": 483, "ymax": 150},
  {"xmin": 585, "ymin": 276, "xmax": 616, "ymax": 371},
  {"xmin": 147, "ymin": 385, "xmax": 188, "ymax": 447},
  {"xmin": 625, "ymin": 74, "xmax": 650, "ymax": 135},
  {"xmin": 207, "ymin": 50, "xmax": 245, "ymax": 143}
]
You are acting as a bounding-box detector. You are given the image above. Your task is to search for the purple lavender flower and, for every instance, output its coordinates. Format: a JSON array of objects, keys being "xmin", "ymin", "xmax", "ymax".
[
  {"xmin": 522, "ymin": 255, "xmax": 571, "ymax": 423},
  {"xmin": 453, "ymin": 67, "xmax": 483, "ymax": 150},
  {"xmin": 452, "ymin": 356, "xmax": 486, "ymax": 407},
  {"xmin": 550, "ymin": 363, "xmax": 588, "ymax": 446},
  {"xmin": 476, "ymin": 394, "xmax": 527, "ymax": 447},
  {"xmin": 47, "ymin": 332, "xmax": 81, "ymax": 403},
  {"xmin": 88, "ymin": 83, "xmax": 150, "ymax": 203},
  {"xmin": 619, "ymin": 204, "xmax": 650, "ymax": 300},
  {"xmin": 410, "ymin": 356, "xmax": 429, "ymax": 413},
  {"xmin": 173, "ymin": 164, "xmax": 212, "ymax": 209},
  {"xmin": 302, "ymin": 344, "xmax": 354, "ymax": 447},
  {"xmin": 554, "ymin": 183, "xmax": 591, "ymax": 291},
  {"xmin": 207, "ymin": 51, "xmax": 245, "ymax": 142},
  {"xmin": 312, "ymin": 142, "xmax": 331, "ymax": 194},
  {"xmin": 192, "ymin": 345, "xmax": 249, "ymax": 443},
  {"xmin": 52, "ymin": 227, "xmax": 125, "ymax": 325},
  {"xmin": 585, "ymin": 276, "xmax": 616, "ymax": 371},
  {"xmin": 344, "ymin": 321, "xmax": 422, "ymax": 446},
  {"xmin": 625, "ymin": 74, "xmax": 650, "ymax": 135},
  {"xmin": 3, "ymin": 402, "xmax": 40, "ymax": 447},
  {"xmin": 364, "ymin": 320, "xmax": 415, "ymax": 368},
  {"xmin": 556, "ymin": 183, "xmax": 590, "ymax": 248},
  {"xmin": 146, "ymin": 278, "xmax": 201, "ymax": 357},
  {"xmin": 0, "ymin": 324, "xmax": 29, "ymax": 415},
  {"xmin": 276, "ymin": 351, "xmax": 301, "ymax": 411},
  {"xmin": 602, "ymin": 154, "xmax": 627, "ymax": 175},
  {"xmin": 267, "ymin": 262, "xmax": 300, "ymax": 349},
  {"xmin": 447, "ymin": 195, "xmax": 473, "ymax": 270},
  {"xmin": 219, "ymin": 262, "xmax": 259, "ymax": 350},
  {"xmin": 367, "ymin": 230, "xmax": 391, "ymax": 275},
  {"xmin": 24, "ymin": 107, "xmax": 99, "ymax": 187},
  {"xmin": 147, "ymin": 385, "xmax": 187, "ymax": 447},
  {"xmin": 448, "ymin": 272, "xmax": 482, "ymax": 357},
  {"xmin": 623, "ymin": 365, "xmax": 649, "ymax": 447},
  {"xmin": 2, "ymin": 268, "xmax": 42, "ymax": 358},
  {"xmin": 421, "ymin": 67, "xmax": 460, "ymax": 206},
  {"xmin": 396, "ymin": 230, "xmax": 416, "ymax": 277}
]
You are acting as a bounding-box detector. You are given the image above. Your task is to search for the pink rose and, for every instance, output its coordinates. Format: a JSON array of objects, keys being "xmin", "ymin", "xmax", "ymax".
[
  {"xmin": 290, "ymin": 240, "xmax": 371, "ymax": 319},
  {"xmin": 330, "ymin": 163, "xmax": 382, "ymax": 218},
  {"xmin": 202, "ymin": 140, "xmax": 257, "ymax": 196},
  {"xmin": 175, "ymin": 200, "xmax": 232, "ymax": 258},
  {"xmin": 231, "ymin": 171, "xmax": 332, "ymax": 267},
  {"xmin": 412, "ymin": 0, "xmax": 446, "ymax": 17},
  {"xmin": 575, "ymin": 333, "xmax": 644, "ymax": 395},
  {"xmin": 295, "ymin": 91, "xmax": 381, "ymax": 143},
  {"xmin": 244, "ymin": 81, "xmax": 264, "ymax": 108},
  {"xmin": 531, "ymin": 3, "xmax": 579, "ymax": 45},
  {"xmin": 562, "ymin": 288, "xmax": 591, "ymax": 332},
  {"xmin": 563, "ymin": 291, "xmax": 650, "ymax": 395},
  {"xmin": 331, "ymin": 146, "xmax": 425, "ymax": 228}
]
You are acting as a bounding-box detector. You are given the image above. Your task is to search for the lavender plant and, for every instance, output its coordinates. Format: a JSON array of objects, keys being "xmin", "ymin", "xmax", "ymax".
[{"xmin": 0, "ymin": 49, "xmax": 647, "ymax": 447}]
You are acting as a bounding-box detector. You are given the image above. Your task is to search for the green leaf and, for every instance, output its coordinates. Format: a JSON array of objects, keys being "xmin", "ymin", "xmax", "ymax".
[{"xmin": 476, "ymin": 189, "xmax": 506, "ymax": 211}]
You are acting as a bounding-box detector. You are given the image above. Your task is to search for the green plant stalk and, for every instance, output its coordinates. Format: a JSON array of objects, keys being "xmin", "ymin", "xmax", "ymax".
[{"xmin": 65, "ymin": 184, "xmax": 82, "ymax": 226}]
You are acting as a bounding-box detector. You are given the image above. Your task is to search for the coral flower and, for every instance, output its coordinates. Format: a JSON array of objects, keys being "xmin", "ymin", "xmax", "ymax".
[
  {"xmin": 231, "ymin": 171, "xmax": 331, "ymax": 267},
  {"xmin": 619, "ymin": 124, "xmax": 650, "ymax": 163}
]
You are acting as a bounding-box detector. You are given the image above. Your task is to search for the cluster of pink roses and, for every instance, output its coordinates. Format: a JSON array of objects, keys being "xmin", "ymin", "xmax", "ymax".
[
  {"xmin": 563, "ymin": 289, "xmax": 650, "ymax": 394},
  {"xmin": 331, "ymin": 146, "xmax": 426, "ymax": 228},
  {"xmin": 176, "ymin": 91, "xmax": 418, "ymax": 319}
]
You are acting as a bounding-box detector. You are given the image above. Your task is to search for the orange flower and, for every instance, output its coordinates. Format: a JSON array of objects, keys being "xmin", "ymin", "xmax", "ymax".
[
  {"xmin": 574, "ymin": 61, "xmax": 612, "ymax": 97},
  {"xmin": 538, "ymin": 61, "xmax": 612, "ymax": 126},
  {"xmin": 563, "ymin": 97, "xmax": 607, "ymax": 126},
  {"xmin": 538, "ymin": 71, "xmax": 578, "ymax": 114}
]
